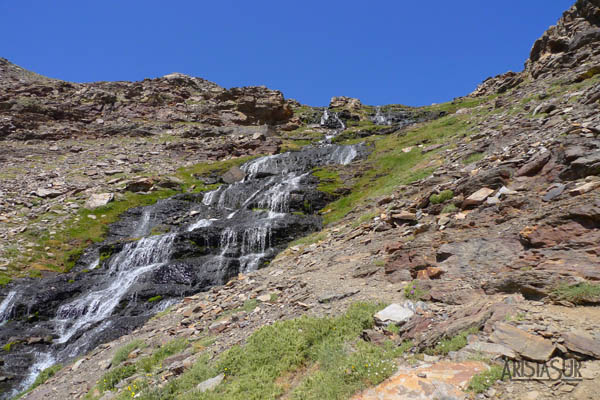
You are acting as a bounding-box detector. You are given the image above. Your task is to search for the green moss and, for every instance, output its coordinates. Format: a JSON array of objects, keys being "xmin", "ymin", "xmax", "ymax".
[
  {"xmin": 0, "ymin": 275, "xmax": 13, "ymax": 286},
  {"xmin": 462, "ymin": 152, "xmax": 485, "ymax": 164},
  {"xmin": 551, "ymin": 282, "xmax": 600, "ymax": 304},
  {"xmin": 29, "ymin": 269, "xmax": 43, "ymax": 278},
  {"xmin": 136, "ymin": 338, "xmax": 188, "ymax": 373},
  {"xmin": 2, "ymin": 341, "xmax": 17, "ymax": 352},
  {"xmin": 175, "ymin": 155, "xmax": 259, "ymax": 191},
  {"xmin": 147, "ymin": 295, "xmax": 163, "ymax": 303},
  {"xmin": 97, "ymin": 338, "xmax": 188, "ymax": 393},
  {"xmin": 4, "ymin": 157, "xmax": 262, "ymax": 277},
  {"xmin": 288, "ymin": 232, "xmax": 327, "ymax": 248},
  {"xmin": 312, "ymin": 167, "xmax": 344, "ymax": 196},
  {"xmin": 350, "ymin": 210, "xmax": 380, "ymax": 228},
  {"xmin": 280, "ymin": 139, "xmax": 314, "ymax": 153},
  {"xmin": 429, "ymin": 190, "xmax": 454, "ymax": 205},
  {"xmin": 99, "ymin": 364, "xmax": 137, "ymax": 391}
]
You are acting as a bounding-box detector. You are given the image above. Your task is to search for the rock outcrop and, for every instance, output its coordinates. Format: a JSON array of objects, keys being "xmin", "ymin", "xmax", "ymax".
[{"xmin": 0, "ymin": 58, "xmax": 294, "ymax": 141}]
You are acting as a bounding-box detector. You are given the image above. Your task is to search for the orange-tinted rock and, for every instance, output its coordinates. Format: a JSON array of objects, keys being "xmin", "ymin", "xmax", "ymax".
[{"xmin": 351, "ymin": 361, "xmax": 488, "ymax": 400}]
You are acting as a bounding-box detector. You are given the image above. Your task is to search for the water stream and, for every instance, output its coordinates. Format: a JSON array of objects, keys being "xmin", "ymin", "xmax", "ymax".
[{"xmin": 0, "ymin": 138, "xmax": 367, "ymax": 397}]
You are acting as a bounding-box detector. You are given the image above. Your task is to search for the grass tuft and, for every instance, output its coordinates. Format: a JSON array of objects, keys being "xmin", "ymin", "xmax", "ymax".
[
  {"xmin": 404, "ymin": 280, "xmax": 428, "ymax": 301},
  {"xmin": 467, "ymin": 364, "xmax": 505, "ymax": 393},
  {"xmin": 429, "ymin": 190, "xmax": 454, "ymax": 205},
  {"xmin": 551, "ymin": 282, "xmax": 600, "ymax": 304},
  {"xmin": 112, "ymin": 340, "xmax": 146, "ymax": 366},
  {"xmin": 425, "ymin": 327, "xmax": 479, "ymax": 356}
]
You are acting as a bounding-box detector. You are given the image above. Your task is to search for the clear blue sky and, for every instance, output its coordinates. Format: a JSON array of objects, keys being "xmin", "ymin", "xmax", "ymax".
[{"xmin": 1, "ymin": 1, "xmax": 575, "ymax": 106}]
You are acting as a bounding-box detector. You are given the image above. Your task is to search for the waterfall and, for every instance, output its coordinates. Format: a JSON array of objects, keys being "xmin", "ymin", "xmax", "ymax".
[
  {"xmin": 133, "ymin": 207, "xmax": 153, "ymax": 237},
  {"xmin": 55, "ymin": 233, "xmax": 176, "ymax": 345},
  {"xmin": 0, "ymin": 291, "xmax": 17, "ymax": 324},
  {"xmin": 14, "ymin": 233, "xmax": 176, "ymax": 395},
  {"xmin": 320, "ymin": 109, "xmax": 345, "ymax": 140},
  {"xmin": 372, "ymin": 106, "xmax": 390, "ymax": 125},
  {"xmin": 2, "ymin": 142, "xmax": 368, "ymax": 397}
]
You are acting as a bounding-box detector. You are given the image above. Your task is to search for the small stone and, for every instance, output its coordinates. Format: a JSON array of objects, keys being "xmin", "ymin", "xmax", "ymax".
[
  {"xmin": 543, "ymin": 184, "xmax": 565, "ymax": 202},
  {"xmin": 462, "ymin": 188, "xmax": 495, "ymax": 208},
  {"xmin": 569, "ymin": 181, "xmax": 600, "ymax": 196},
  {"xmin": 374, "ymin": 303, "xmax": 415, "ymax": 326},
  {"xmin": 562, "ymin": 330, "xmax": 600, "ymax": 358},
  {"xmin": 196, "ymin": 373, "xmax": 224, "ymax": 392},
  {"xmin": 390, "ymin": 211, "xmax": 417, "ymax": 222},
  {"xmin": 257, "ymin": 294, "xmax": 271, "ymax": 302},
  {"xmin": 126, "ymin": 178, "xmax": 154, "ymax": 192},
  {"xmin": 85, "ymin": 193, "xmax": 114, "ymax": 209},
  {"xmin": 523, "ymin": 390, "xmax": 540, "ymax": 400},
  {"xmin": 71, "ymin": 358, "xmax": 84, "ymax": 371},
  {"xmin": 34, "ymin": 188, "xmax": 64, "ymax": 198}
]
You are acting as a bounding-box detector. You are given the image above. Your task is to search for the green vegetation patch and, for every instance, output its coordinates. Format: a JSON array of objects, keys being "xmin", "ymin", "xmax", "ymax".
[
  {"xmin": 462, "ymin": 152, "xmax": 485, "ymax": 164},
  {"xmin": 313, "ymin": 167, "xmax": 344, "ymax": 196},
  {"xmin": 467, "ymin": 364, "xmax": 505, "ymax": 393},
  {"xmin": 287, "ymin": 231, "xmax": 328, "ymax": 248},
  {"xmin": 96, "ymin": 338, "xmax": 188, "ymax": 394},
  {"xmin": 429, "ymin": 190, "xmax": 454, "ymax": 205},
  {"xmin": 129, "ymin": 302, "xmax": 412, "ymax": 400},
  {"xmin": 320, "ymin": 114, "xmax": 468, "ymax": 225},
  {"xmin": 551, "ymin": 282, "xmax": 600, "ymax": 304},
  {"xmin": 404, "ymin": 280, "xmax": 428, "ymax": 301},
  {"xmin": 425, "ymin": 327, "xmax": 479, "ymax": 356},
  {"xmin": 20, "ymin": 188, "xmax": 178, "ymax": 274},
  {"xmin": 441, "ymin": 204, "xmax": 458, "ymax": 214},
  {"xmin": 112, "ymin": 340, "xmax": 147, "ymax": 366}
]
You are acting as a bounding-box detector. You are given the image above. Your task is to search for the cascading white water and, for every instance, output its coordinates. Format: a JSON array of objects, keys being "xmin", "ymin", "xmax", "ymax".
[
  {"xmin": 17, "ymin": 353, "xmax": 55, "ymax": 396},
  {"xmin": 55, "ymin": 233, "xmax": 176, "ymax": 345},
  {"xmin": 133, "ymin": 208, "xmax": 153, "ymax": 237},
  {"xmin": 15, "ymin": 233, "xmax": 177, "ymax": 395},
  {"xmin": 187, "ymin": 218, "xmax": 214, "ymax": 232},
  {"xmin": 256, "ymin": 173, "xmax": 305, "ymax": 212},
  {"xmin": 373, "ymin": 106, "xmax": 389, "ymax": 125},
  {"xmin": 0, "ymin": 291, "xmax": 17, "ymax": 324}
]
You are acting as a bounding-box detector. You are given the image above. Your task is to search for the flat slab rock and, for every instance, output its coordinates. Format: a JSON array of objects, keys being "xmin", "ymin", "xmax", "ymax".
[
  {"xmin": 562, "ymin": 330, "xmax": 600, "ymax": 359},
  {"xmin": 352, "ymin": 361, "xmax": 488, "ymax": 400},
  {"xmin": 490, "ymin": 322, "xmax": 555, "ymax": 362},
  {"xmin": 463, "ymin": 187, "xmax": 495, "ymax": 207},
  {"xmin": 462, "ymin": 341, "xmax": 517, "ymax": 359}
]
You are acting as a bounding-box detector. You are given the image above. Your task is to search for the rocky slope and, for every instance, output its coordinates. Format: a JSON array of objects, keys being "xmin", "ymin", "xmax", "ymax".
[{"xmin": 2, "ymin": 0, "xmax": 600, "ymax": 399}]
